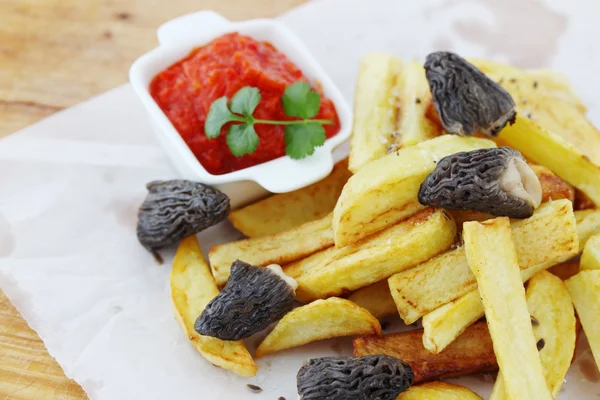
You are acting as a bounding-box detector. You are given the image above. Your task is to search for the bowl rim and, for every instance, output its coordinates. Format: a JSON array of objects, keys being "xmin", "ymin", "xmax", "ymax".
[{"xmin": 129, "ymin": 11, "xmax": 352, "ymax": 193}]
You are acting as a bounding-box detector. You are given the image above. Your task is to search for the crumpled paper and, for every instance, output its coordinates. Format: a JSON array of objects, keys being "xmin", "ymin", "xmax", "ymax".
[{"xmin": 1, "ymin": 0, "xmax": 599, "ymax": 398}]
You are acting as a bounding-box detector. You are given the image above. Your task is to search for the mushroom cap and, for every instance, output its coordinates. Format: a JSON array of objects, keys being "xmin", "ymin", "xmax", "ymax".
[
  {"xmin": 418, "ymin": 147, "xmax": 542, "ymax": 219},
  {"xmin": 136, "ymin": 180, "xmax": 230, "ymax": 252},
  {"xmin": 297, "ymin": 355, "xmax": 414, "ymax": 400},
  {"xmin": 195, "ymin": 260, "xmax": 296, "ymax": 341},
  {"xmin": 425, "ymin": 51, "xmax": 516, "ymax": 137}
]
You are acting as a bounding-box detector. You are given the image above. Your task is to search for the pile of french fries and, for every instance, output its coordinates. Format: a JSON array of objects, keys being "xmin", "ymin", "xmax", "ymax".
[{"xmin": 170, "ymin": 55, "xmax": 600, "ymax": 397}]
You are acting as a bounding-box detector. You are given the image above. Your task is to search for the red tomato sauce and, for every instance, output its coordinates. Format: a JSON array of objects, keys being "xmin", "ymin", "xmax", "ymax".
[{"xmin": 150, "ymin": 33, "xmax": 341, "ymax": 175}]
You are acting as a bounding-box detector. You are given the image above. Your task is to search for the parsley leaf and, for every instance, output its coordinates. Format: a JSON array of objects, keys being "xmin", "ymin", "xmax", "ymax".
[
  {"xmin": 205, "ymin": 97, "xmax": 237, "ymax": 138},
  {"xmin": 282, "ymin": 82, "xmax": 321, "ymax": 119},
  {"xmin": 226, "ymin": 124, "xmax": 259, "ymax": 156},
  {"xmin": 230, "ymin": 87, "xmax": 261, "ymax": 117},
  {"xmin": 284, "ymin": 123, "xmax": 326, "ymax": 159}
]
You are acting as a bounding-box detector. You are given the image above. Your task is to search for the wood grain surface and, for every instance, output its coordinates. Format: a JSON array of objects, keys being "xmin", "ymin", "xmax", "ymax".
[{"xmin": 0, "ymin": 1, "xmax": 305, "ymax": 398}]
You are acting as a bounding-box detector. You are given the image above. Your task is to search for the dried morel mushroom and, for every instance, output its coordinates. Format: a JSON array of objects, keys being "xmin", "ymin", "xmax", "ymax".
[
  {"xmin": 418, "ymin": 147, "xmax": 542, "ymax": 219},
  {"xmin": 297, "ymin": 355, "xmax": 414, "ymax": 400},
  {"xmin": 195, "ymin": 261, "xmax": 296, "ymax": 341},
  {"xmin": 136, "ymin": 180, "xmax": 230, "ymax": 256},
  {"xmin": 425, "ymin": 51, "xmax": 516, "ymax": 137}
]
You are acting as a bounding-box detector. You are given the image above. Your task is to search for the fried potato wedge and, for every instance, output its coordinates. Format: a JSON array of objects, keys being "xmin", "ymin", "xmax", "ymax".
[
  {"xmin": 423, "ymin": 261, "xmax": 580, "ymax": 354},
  {"xmin": 333, "ymin": 135, "xmax": 495, "ymax": 247},
  {"xmin": 422, "ymin": 290, "xmax": 483, "ymax": 354},
  {"xmin": 470, "ymin": 59, "xmax": 600, "ymax": 166},
  {"xmin": 285, "ymin": 208, "xmax": 456, "ymax": 303},
  {"xmin": 548, "ymin": 262, "xmax": 581, "ymax": 280},
  {"xmin": 575, "ymin": 209, "xmax": 600, "ymax": 250},
  {"xmin": 229, "ymin": 159, "xmax": 351, "ymax": 237},
  {"xmin": 565, "ymin": 270, "xmax": 600, "ymax": 372},
  {"xmin": 255, "ymin": 297, "xmax": 381, "ymax": 357},
  {"xmin": 491, "ymin": 271, "xmax": 576, "ymax": 399},
  {"xmin": 398, "ymin": 382, "xmax": 483, "ymax": 400},
  {"xmin": 210, "ymin": 214, "xmax": 333, "ymax": 286},
  {"xmin": 465, "ymin": 217, "xmax": 552, "ymax": 400},
  {"xmin": 394, "ymin": 61, "xmax": 442, "ymax": 148},
  {"xmin": 581, "ymin": 234, "xmax": 600, "ymax": 270},
  {"xmin": 353, "ymin": 321, "xmax": 497, "ymax": 383},
  {"xmin": 346, "ymin": 280, "xmax": 398, "ymax": 320},
  {"xmin": 496, "ymin": 114, "xmax": 600, "ymax": 207},
  {"xmin": 389, "ymin": 200, "xmax": 577, "ymax": 324},
  {"xmin": 170, "ymin": 236, "xmax": 258, "ymax": 377},
  {"xmin": 349, "ymin": 53, "xmax": 403, "ymax": 173},
  {"xmin": 530, "ymin": 164, "xmax": 575, "ymax": 203}
]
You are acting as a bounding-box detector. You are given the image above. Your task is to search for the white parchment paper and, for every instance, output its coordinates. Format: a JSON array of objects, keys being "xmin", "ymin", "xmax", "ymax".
[{"xmin": 1, "ymin": 0, "xmax": 599, "ymax": 398}]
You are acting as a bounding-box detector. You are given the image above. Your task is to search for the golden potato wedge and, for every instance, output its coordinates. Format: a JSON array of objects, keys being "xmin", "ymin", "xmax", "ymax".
[
  {"xmin": 581, "ymin": 234, "xmax": 600, "ymax": 270},
  {"xmin": 470, "ymin": 59, "xmax": 600, "ymax": 166},
  {"xmin": 349, "ymin": 53, "xmax": 403, "ymax": 173},
  {"xmin": 255, "ymin": 297, "xmax": 381, "ymax": 357},
  {"xmin": 389, "ymin": 200, "xmax": 577, "ymax": 324},
  {"xmin": 210, "ymin": 214, "xmax": 333, "ymax": 286},
  {"xmin": 422, "ymin": 262, "xmax": 581, "ymax": 354},
  {"xmin": 346, "ymin": 280, "xmax": 398, "ymax": 320},
  {"xmin": 464, "ymin": 217, "xmax": 552, "ymax": 400},
  {"xmin": 333, "ymin": 135, "xmax": 496, "ymax": 247},
  {"xmin": 398, "ymin": 382, "xmax": 483, "ymax": 400},
  {"xmin": 548, "ymin": 262, "xmax": 581, "ymax": 280},
  {"xmin": 575, "ymin": 209, "xmax": 600, "ymax": 250},
  {"xmin": 565, "ymin": 270, "xmax": 600, "ymax": 372},
  {"xmin": 170, "ymin": 236, "xmax": 258, "ymax": 377},
  {"xmin": 285, "ymin": 208, "xmax": 456, "ymax": 303},
  {"xmin": 228, "ymin": 159, "xmax": 351, "ymax": 237},
  {"xmin": 353, "ymin": 321, "xmax": 497, "ymax": 384},
  {"xmin": 491, "ymin": 271, "xmax": 576, "ymax": 399},
  {"xmin": 422, "ymin": 290, "xmax": 483, "ymax": 354},
  {"xmin": 530, "ymin": 164, "xmax": 575, "ymax": 203},
  {"xmin": 394, "ymin": 61, "xmax": 442, "ymax": 148},
  {"xmin": 496, "ymin": 114, "xmax": 600, "ymax": 207}
]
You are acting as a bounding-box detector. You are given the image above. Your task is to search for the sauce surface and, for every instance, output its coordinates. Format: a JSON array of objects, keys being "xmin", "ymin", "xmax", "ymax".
[{"xmin": 150, "ymin": 33, "xmax": 341, "ymax": 175}]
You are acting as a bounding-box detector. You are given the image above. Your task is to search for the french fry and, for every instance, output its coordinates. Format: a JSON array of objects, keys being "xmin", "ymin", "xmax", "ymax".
[
  {"xmin": 209, "ymin": 214, "xmax": 333, "ymax": 286},
  {"xmin": 346, "ymin": 280, "xmax": 398, "ymax": 320},
  {"xmin": 422, "ymin": 290, "xmax": 483, "ymax": 354},
  {"xmin": 530, "ymin": 164, "xmax": 575, "ymax": 203},
  {"xmin": 575, "ymin": 209, "xmax": 600, "ymax": 249},
  {"xmin": 581, "ymin": 234, "xmax": 600, "ymax": 270},
  {"xmin": 548, "ymin": 262, "xmax": 581, "ymax": 280},
  {"xmin": 170, "ymin": 236, "xmax": 258, "ymax": 377},
  {"xmin": 255, "ymin": 297, "xmax": 381, "ymax": 357},
  {"xmin": 389, "ymin": 200, "xmax": 577, "ymax": 324},
  {"xmin": 470, "ymin": 59, "xmax": 600, "ymax": 166},
  {"xmin": 398, "ymin": 382, "xmax": 483, "ymax": 400},
  {"xmin": 228, "ymin": 159, "xmax": 352, "ymax": 237},
  {"xmin": 464, "ymin": 217, "xmax": 552, "ymax": 400},
  {"xmin": 333, "ymin": 135, "xmax": 496, "ymax": 247},
  {"xmin": 496, "ymin": 114, "xmax": 600, "ymax": 207},
  {"xmin": 394, "ymin": 61, "xmax": 442, "ymax": 148},
  {"xmin": 565, "ymin": 270, "xmax": 600, "ymax": 372},
  {"xmin": 285, "ymin": 208, "xmax": 456, "ymax": 303},
  {"xmin": 491, "ymin": 271, "xmax": 576, "ymax": 399},
  {"xmin": 349, "ymin": 53, "xmax": 403, "ymax": 173},
  {"xmin": 353, "ymin": 321, "xmax": 497, "ymax": 383}
]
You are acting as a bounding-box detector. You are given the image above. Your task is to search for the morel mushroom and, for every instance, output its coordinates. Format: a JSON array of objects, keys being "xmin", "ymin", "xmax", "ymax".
[
  {"xmin": 297, "ymin": 355, "xmax": 414, "ymax": 400},
  {"xmin": 425, "ymin": 51, "xmax": 516, "ymax": 137},
  {"xmin": 195, "ymin": 261, "xmax": 296, "ymax": 341},
  {"xmin": 136, "ymin": 180, "xmax": 230, "ymax": 258},
  {"xmin": 418, "ymin": 147, "xmax": 542, "ymax": 219}
]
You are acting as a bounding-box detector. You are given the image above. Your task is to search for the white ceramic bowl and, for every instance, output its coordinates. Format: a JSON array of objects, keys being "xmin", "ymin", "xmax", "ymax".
[{"xmin": 129, "ymin": 11, "xmax": 352, "ymax": 207}]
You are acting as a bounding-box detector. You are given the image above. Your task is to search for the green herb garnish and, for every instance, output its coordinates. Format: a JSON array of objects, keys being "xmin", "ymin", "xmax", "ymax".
[{"xmin": 205, "ymin": 82, "xmax": 333, "ymax": 160}]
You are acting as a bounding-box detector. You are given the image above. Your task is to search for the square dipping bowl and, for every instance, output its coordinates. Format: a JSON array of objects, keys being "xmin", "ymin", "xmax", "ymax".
[{"xmin": 129, "ymin": 11, "xmax": 352, "ymax": 208}]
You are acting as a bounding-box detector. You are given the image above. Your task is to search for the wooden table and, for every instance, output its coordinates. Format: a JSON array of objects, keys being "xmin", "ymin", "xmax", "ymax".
[{"xmin": 0, "ymin": 1, "xmax": 305, "ymax": 398}]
